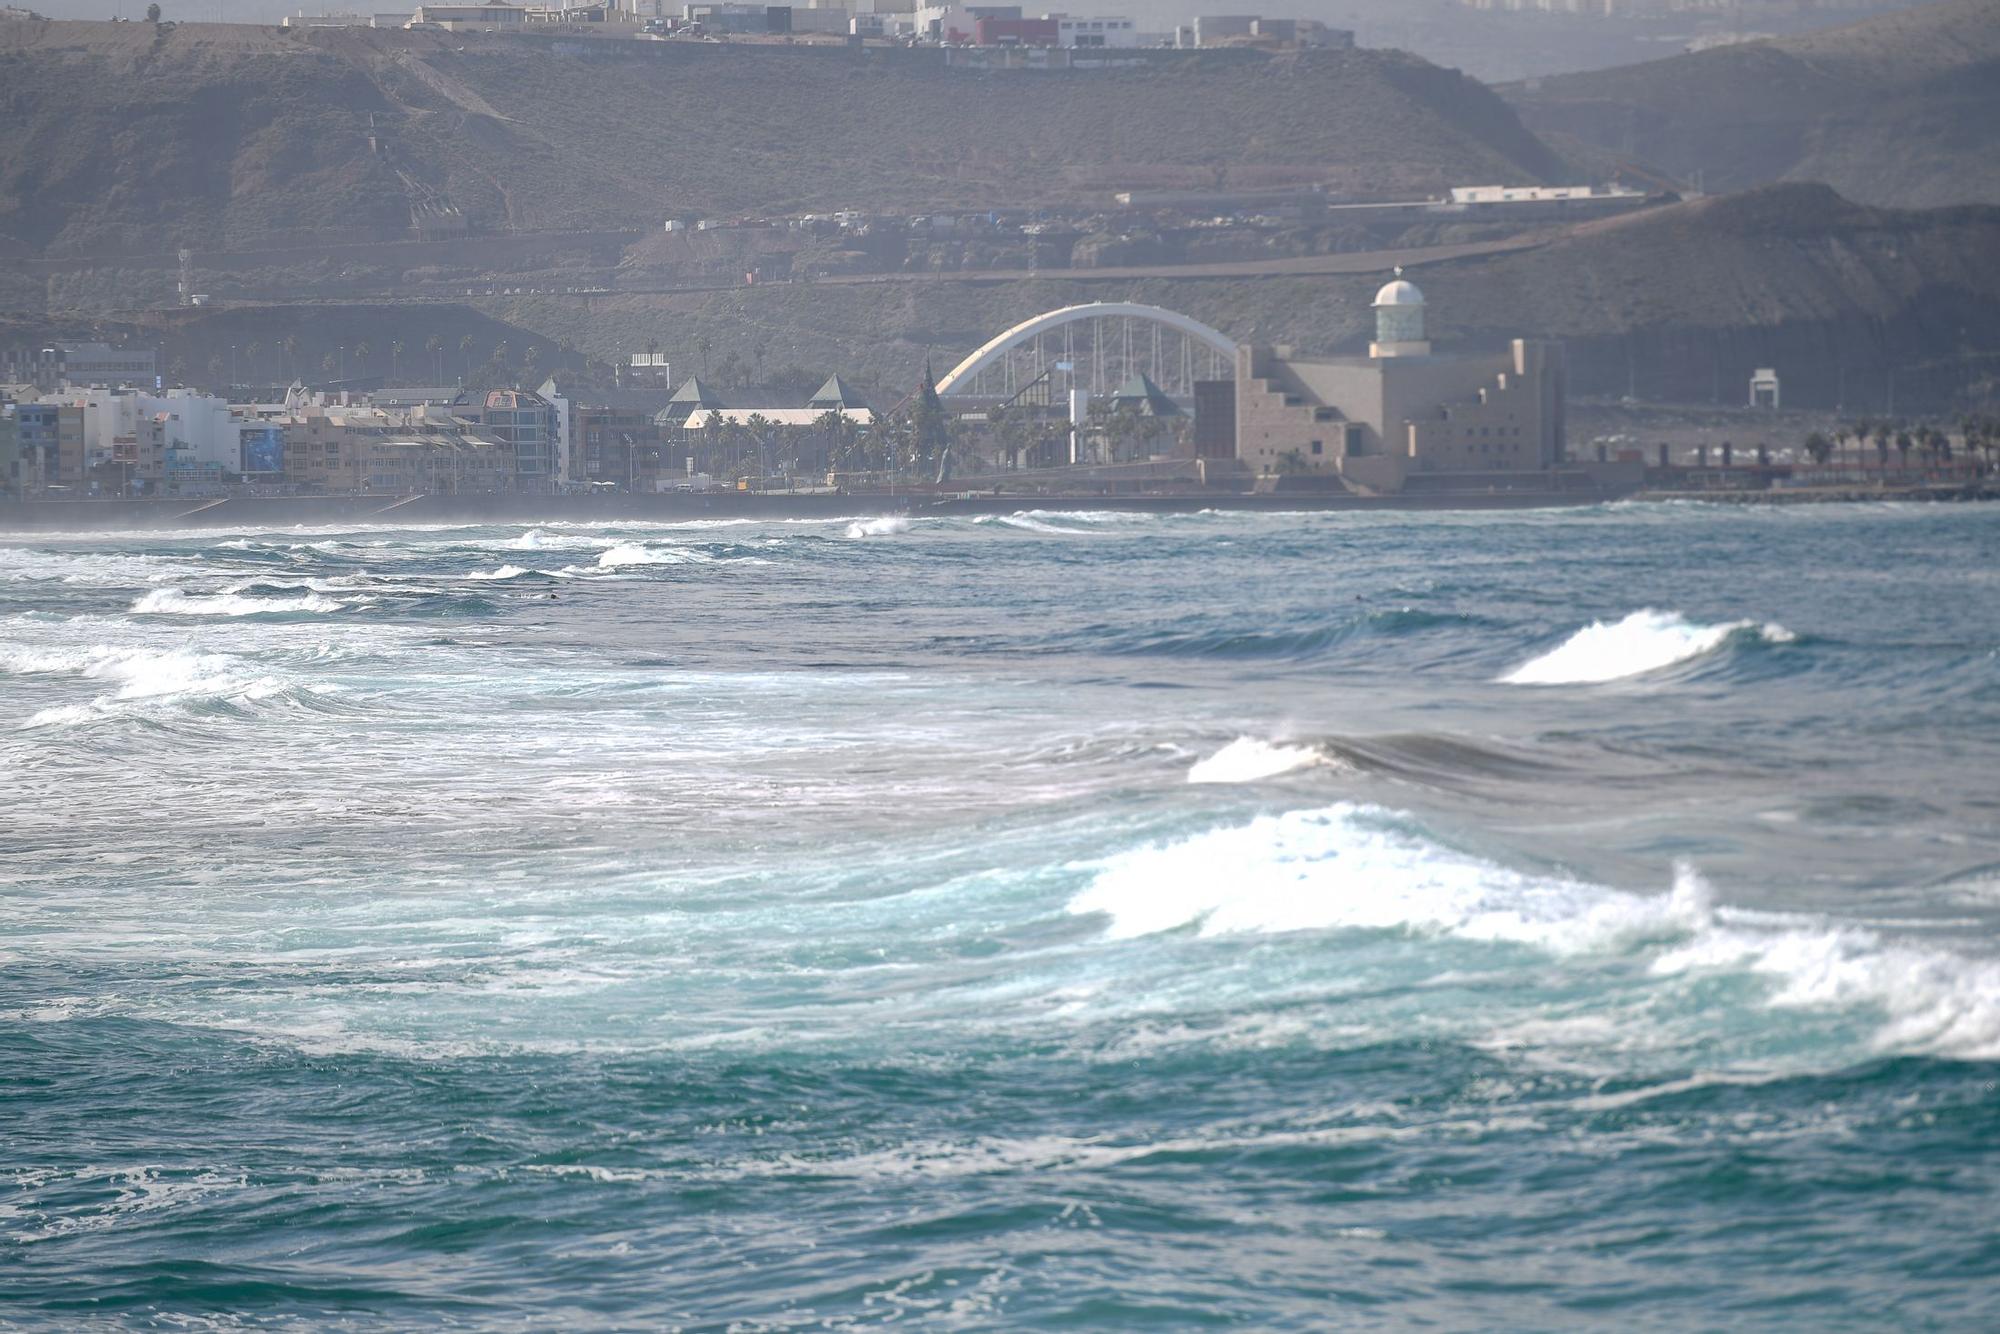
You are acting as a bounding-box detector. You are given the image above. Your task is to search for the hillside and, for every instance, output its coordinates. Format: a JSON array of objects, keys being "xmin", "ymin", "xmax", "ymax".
[
  {"xmin": 462, "ymin": 184, "xmax": 2000, "ymax": 412},
  {"xmin": 20, "ymin": 183, "xmax": 1996, "ymax": 414},
  {"xmin": 1504, "ymin": 0, "xmax": 2000, "ymax": 207},
  {"xmin": 0, "ymin": 18, "xmax": 1561, "ymax": 258}
]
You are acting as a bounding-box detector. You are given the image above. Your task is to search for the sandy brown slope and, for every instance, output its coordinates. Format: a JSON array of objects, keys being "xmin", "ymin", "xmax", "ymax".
[{"xmin": 0, "ymin": 18, "xmax": 1562, "ymax": 259}]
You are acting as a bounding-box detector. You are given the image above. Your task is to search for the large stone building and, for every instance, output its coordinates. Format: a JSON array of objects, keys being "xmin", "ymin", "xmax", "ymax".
[{"xmin": 1233, "ymin": 274, "xmax": 1568, "ymax": 494}]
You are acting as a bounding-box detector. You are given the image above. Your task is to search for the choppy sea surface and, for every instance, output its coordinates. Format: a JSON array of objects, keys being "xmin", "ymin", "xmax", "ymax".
[{"xmin": 3, "ymin": 503, "xmax": 1999, "ymax": 1329}]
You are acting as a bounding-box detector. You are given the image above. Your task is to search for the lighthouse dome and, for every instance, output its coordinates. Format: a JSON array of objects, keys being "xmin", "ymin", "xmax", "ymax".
[{"xmin": 1372, "ymin": 278, "xmax": 1426, "ymax": 308}]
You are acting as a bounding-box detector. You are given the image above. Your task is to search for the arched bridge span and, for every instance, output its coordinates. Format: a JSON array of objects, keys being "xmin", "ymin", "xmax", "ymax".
[{"xmin": 936, "ymin": 302, "xmax": 1239, "ymax": 400}]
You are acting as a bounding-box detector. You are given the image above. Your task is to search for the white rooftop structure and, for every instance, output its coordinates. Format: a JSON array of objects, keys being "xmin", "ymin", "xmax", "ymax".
[
  {"xmin": 1372, "ymin": 277, "xmax": 1425, "ymax": 308},
  {"xmin": 1370, "ymin": 269, "xmax": 1429, "ymax": 359}
]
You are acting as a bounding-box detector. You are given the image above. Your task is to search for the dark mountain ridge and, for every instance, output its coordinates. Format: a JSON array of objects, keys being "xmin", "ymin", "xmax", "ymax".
[{"xmin": 1504, "ymin": 0, "xmax": 2000, "ymax": 207}]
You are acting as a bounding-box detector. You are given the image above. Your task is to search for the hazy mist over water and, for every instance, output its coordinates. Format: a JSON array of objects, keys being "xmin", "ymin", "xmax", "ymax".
[{"xmin": 3, "ymin": 504, "xmax": 1999, "ymax": 1326}]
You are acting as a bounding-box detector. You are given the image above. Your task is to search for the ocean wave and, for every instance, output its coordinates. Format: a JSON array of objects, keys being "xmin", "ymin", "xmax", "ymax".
[
  {"xmin": 466, "ymin": 565, "xmax": 537, "ymax": 581},
  {"xmin": 1067, "ymin": 803, "xmax": 2000, "ymax": 1061},
  {"xmin": 130, "ymin": 587, "xmax": 345, "ymax": 617},
  {"xmin": 0, "ymin": 549, "xmax": 192, "ymax": 586},
  {"xmin": 1187, "ymin": 737, "xmax": 1337, "ymax": 784},
  {"xmin": 596, "ymin": 543, "xmax": 718, "ymax": 568},
  {"xmin": 5, "ymin": 643, "xmax": 341, "ymax": 727},
  {"xmin": 1500, "ymin": 609, "xmax": 1795, "ymax": 684},
  {"xmin": 976, "ymin": 513, "xmax": 1101, "ymax": 535},
  {"xmin": 844, "ymin": 516, "xmax": 913, "ymax": 539}
]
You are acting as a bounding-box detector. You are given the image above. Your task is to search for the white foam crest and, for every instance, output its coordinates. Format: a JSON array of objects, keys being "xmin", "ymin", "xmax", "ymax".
[
  {"xmin": 980, "ymin": 513, "xmax": 1097, "ymax": 535},
  {"xmin": 1187, "ymin": 736, "xmax": 1334, "ymax": 784},
  {"xmin": 1652, "ymin": 907, "xmax": 2000, "ymax": 1060},
  {"xmin": 131, "ymin": 587, "xmax": 344, "ymax": 617},
  {"xmin": 466, "ymin": 564, "xmax": 534, "ymax": 581},
  {"xmin": 1070, "ymin": 803, "xmax": 1696, "ymax": 948},
  {"xmin": 0, "ymin": 549, "xmax": 190, "ymax": 585},
  {"xmin": 1016, "ymin": 509, "xmax": 1155, "ymax": 525},
  {"xmin": 596, "ymin": 542, "xmax": 717, "ymax": 568},
  {"xmin": 6, "ymin": 643, "xmax": 331, "ymax": 727},
  {"xmin": 1500, "ymin": 608, "xmax": 1793, "ymax": 684},
  {"xmin": 1068, "ymin": 805, "xmax": 2000, "ymax": 1060},
  {"xmin": 504, "ymin": 528, "xmax": 620, "ymax": 552},
  {"xmin": 844, "ymin": 516, "xmax": 912, "ymax": 538}
]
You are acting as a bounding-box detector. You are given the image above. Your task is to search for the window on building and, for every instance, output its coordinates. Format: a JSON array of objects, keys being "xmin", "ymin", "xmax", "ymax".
[{"xmin": 1310, "ymin": 440, "xmax": 1323, "ymax": 455}]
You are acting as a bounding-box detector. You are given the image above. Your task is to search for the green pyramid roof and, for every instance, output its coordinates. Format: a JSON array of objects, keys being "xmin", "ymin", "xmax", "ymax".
[
  {"xmin": 1109, "ymin": 372, "xmax": 1185, "ymax": 417},
  {"xmin": 668, "ymin": 376, "xmax": 725, "ymax": 406},
  {"xmin": 808, "ymin": 374, "xmax": 868, "ymax": 409}
]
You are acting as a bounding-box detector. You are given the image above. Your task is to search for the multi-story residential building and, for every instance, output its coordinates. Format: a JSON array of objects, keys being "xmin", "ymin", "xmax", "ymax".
[
  {"xmin": 575, "ymin": 403, "xmax": 668, "ymax": 489},
  {"xmin": 453, "ymin": 388, "xmax": 562, "ymax": 491},
  {"xmin": 281, "ymin": 406, "xmax": 509, "ymax": 494},
  {"xmin": 8, "ymin": 402, "xmax": 69, "ymax": 491},
  {"xmin": 0, "ymin": 408, "xmax": 19, "ymax": 498},
  {"xmin": 55, "ymin": 342, "xmax": 157, "ymax": 389}
]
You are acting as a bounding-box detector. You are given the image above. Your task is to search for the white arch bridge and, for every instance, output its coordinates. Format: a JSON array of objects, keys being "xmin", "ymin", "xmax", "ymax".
[{"xmin": 935, "ymin": 302, "xmax": 1239, "ymax": 404}]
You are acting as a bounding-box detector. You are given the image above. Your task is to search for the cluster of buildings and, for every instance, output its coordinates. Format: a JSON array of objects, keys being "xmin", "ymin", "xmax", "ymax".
[
  {"xmin": 0, "ymin": 370, "xmax": 571, "ymax": 499},
  {"xmin": 281, "ymin": 2, "xmax": 1350, "ymax": 48},
  {"xmin": 0, "ymin": 350, "xmax": 891, "ymax": 499},
  {"xmin": 3, "ymin": 278, "xmax": 1624, "ymax": 502}
]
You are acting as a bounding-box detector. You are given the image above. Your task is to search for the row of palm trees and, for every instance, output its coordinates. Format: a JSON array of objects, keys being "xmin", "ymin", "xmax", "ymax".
[
  {"xmin": 1801, "ymin": 414, "xmax": 2000, "ymax": 473},
  {"xmin": 691, "ymin": 409, "xmax": 941, "ymax": 486}
]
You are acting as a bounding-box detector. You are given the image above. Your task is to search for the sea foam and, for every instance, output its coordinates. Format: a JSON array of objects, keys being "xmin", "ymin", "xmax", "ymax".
[
  {"xmin": 596, "ymin": 543, "xmax": 716, "ymax": 568},
  {"xmin": 131, "ymin": 587, "xmax": 344, "ymax": 617},
  {"xmin": 1501, "ymin": 608, "xmax": 1794, "ymax": 684},
  {"xmin": 4, "ymin": 643, "xmax": 322, "ymax": 727},
  {"xmin": 1068, "ymin": 803, "xmax": 2000, "ymax": 1060},
  {"xmin": 845, "ymin": 516, "xmax": 912, "ymax": 538}
]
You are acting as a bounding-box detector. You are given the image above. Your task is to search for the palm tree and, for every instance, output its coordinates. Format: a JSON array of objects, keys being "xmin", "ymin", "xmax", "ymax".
[
  {"xmin": 1895, "ymin": 430, "xmax": 1915, "ymax": 474},
  {"xmin": 1802, "ymin": 431, "xmax": 1833, "ymax": 467},
  {"xmin": 242, "ymin": 340, "xmax": 262, "ymax": 383},
  {"xmin": 282, "ymin": 334, "xmax": 300, "ymax": 380},
  {"xmin": 353, "ymin": 340, "xmax": 371, "ymax": 380},
  {"xmin": 426, "ymin": 335, "xmax": 445, "ymax": 383},
  {"xmin": 459, "ymin": 334, "xmax": 477, "ymax": 378},
  {"xmin": 742, "ymin": 412, "xmax": 775, "ymax": 481},
  {"xmin": 696, "ymin": 335, "xmax": 712, "ymax": 375},
  {"xmin": 389, "ymin": 340, "xmax": 404, "ymax": 383}
]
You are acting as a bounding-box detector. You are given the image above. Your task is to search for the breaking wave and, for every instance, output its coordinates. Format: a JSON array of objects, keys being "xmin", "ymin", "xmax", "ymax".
[
  {"xmin": 130, "ymin": 587, "xmax": 345, "ymax": 617},
  {"xmin": 596, "ymin": 543, "xmax": 717, "ymax": 568},
  {"xmin": 1187, "ymin": 736, "xmax": 1335, "ymax": 784},
  {"xmin": 1068, "ymin": 803, "xmax": 2000, "ymax": 1061},
  {"xmin": 1501, "ymin": 608, "xmax": 1795, "ymax": 684},
  {"xmin": 845, "ymin": 516, "xmax": 912, "ymax": 539},
  {"xmin": 3, "ymin": 643, "xmax": 340, "ymax": 727}
]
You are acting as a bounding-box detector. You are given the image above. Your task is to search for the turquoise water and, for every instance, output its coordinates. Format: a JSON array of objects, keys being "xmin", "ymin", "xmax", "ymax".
[{"xmin": 3, "ymin": 504, "xmax": 1998, "ymax": 1327}]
